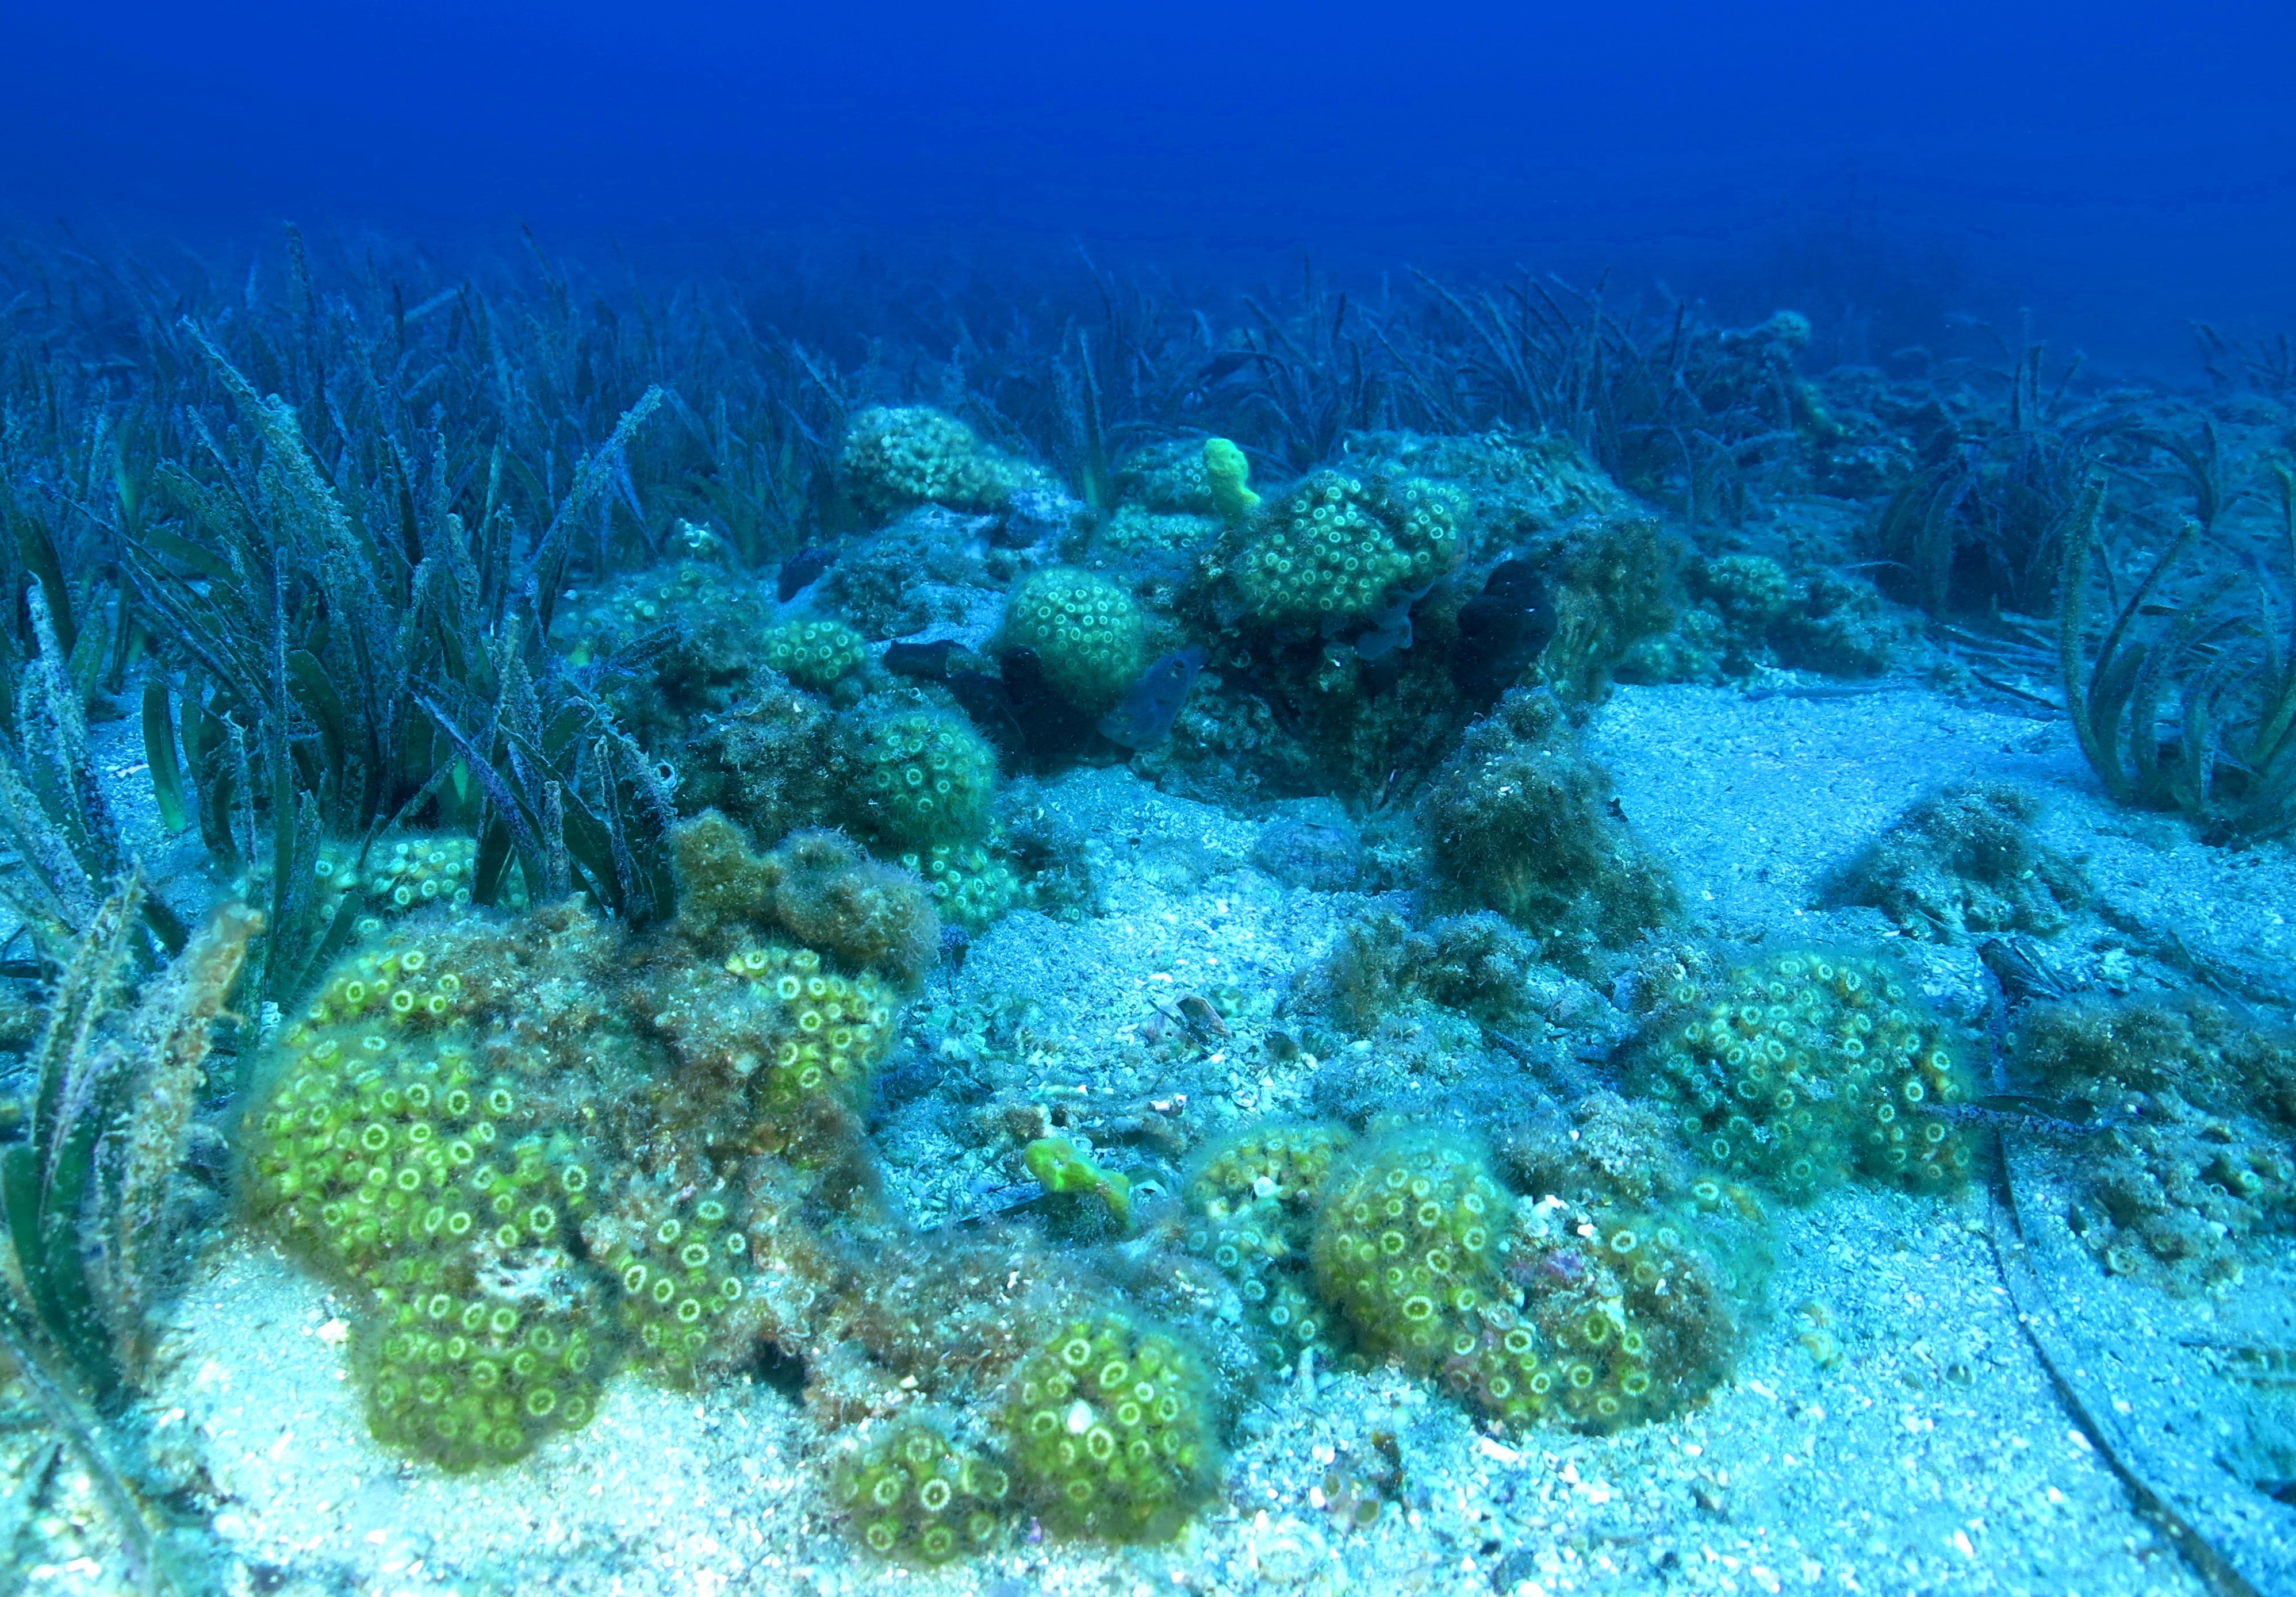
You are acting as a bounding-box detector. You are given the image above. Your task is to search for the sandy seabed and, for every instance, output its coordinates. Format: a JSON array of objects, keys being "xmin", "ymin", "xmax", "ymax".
[{"xmin": 9, "ymin": 680, "xmax": 2294, "ymax": 1597}]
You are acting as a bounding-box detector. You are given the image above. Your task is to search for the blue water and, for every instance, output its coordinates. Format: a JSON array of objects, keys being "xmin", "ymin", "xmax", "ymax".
[{"xmin": 8, "ymin": 1, "xmax": 2295, "ymax": 370}]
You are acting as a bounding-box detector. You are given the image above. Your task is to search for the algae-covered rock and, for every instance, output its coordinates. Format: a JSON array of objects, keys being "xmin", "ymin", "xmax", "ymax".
[
  {"xmin": 2015, "ymin": 997, "xmax": 2296, "ymax": 1294},
  {"xmin": 1421, "ymin": 688, "xmax": 1677, "ymax": 972},
  {"xmin": 1827, "ymin": 781, "xmax": 2089, "ymax": 943}
]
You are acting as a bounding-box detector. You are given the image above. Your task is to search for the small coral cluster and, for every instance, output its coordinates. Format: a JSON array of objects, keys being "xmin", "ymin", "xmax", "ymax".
[
  {"xmin": 1631, "ymin": 951, "xmax": 1979, "ymax": 1197},
  {"xmin": 1003, "ymin": 1310, "xmax": 1221, "ymax": 1542},
  {"xmin": 842, "ymin": 707, "xmax": 998, "ymax": 849},
  {"xmin": 760, "ymin": 618, "xmax": 869, "ymax": 692},
  {"xmin": 591, "ymin": 1191, "xmax": 754, "ymax": 1383},
  {"xmin": 1113, "ymin": 440, "xmax": 1217, "ymax": 516},
  {"xmin": 720, "ymin": 944, "xmax": 896, "ymax": 1109},
  {"xmin": 1000, "ymin": 567, "xmax": 1149, "ymax": 715},
  {"xmin": 244, "ymin": 940, "xmax": 605, "ymax": 1468},
  {"xmin": 1310, "ymin": 1131, "xmax": 1507, "ymax": 1373},
  {"xmin": 1625, "ymin": 553, "xmax": 1906, "ymax": 683},
  {"xmin": 840, "ymin": 406, "xmax": 1033, "ymax": 522},
  {"xmin": 1184, "ymin": 1123, "xmax": 1354, "ymax": 1368},
  {"xmin": 894, "ymin": 841, "xmax": 1021, "ymax": 932},
  {"xmin": 832, "ymin": 1419, "xmax": 1013, "ymax": 1565},
  {"xmin": 1494, "ymin": 1196, "xmax": 1743, "ymax": 1432},
  {"xmin": 670, "ymin": 815, "xmax": 938, "ymax": 987},
  {"xmin": 554, "ymin": 562, "xmax": 779, "ymax": 748},
  {"xmin": 314, "ymin": 835, "xmax": 480, "ymax": 935},
  {"xmin": 1293, "ymin": 1128, "xmax": 1752, "ymax": 1437},
  {"xmin": 1220, "ymin": 469, "xmax": 1462, "ymax": 632}
]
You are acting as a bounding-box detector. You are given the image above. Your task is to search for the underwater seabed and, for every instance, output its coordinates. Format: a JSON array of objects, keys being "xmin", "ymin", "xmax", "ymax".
[
  {"xmin": 5, "ymin": 681, "xmax": 2291, "ymax": 1597},
  {"xmin": 6, "ymin": 277, "xmax": 2296, "ymax": 1595}
]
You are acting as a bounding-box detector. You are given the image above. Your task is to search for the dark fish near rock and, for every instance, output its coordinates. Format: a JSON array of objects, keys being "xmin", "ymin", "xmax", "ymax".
[
  {"xmin": 883, "ymin": 638, "xmax": 962, "ymax": 680},
  {"xmin": 1098, "ymin": 646, "xmax": 1208, "ymax": 750},
  {"xmin": 776, "ymin": 546, "xmax": 833, "ymax": 602},
  {"xmin": 1451, "ymin": 559, "xmax": 1554, "ymax": 705}
]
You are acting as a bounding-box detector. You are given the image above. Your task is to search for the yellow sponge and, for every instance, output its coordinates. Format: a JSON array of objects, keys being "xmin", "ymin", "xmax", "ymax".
[{"xmin": 1203, "ymin": 437, "xmax": 1259, "ymax": 526}]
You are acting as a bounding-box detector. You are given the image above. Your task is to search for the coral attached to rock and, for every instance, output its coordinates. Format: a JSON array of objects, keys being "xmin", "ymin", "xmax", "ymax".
[
  {"xmin": 670, "ymin": 813, "xmax": 939, "ymax": 987},
  {"xmin": 1185, "ymin": 1122, "xmax": 1354, "ymax": 1368},
  {"xmin": 1002, "ymin": 1308, "xmax": 1221, "ymax": 1542},
  {"xmin": 1493, "ymin": 1195, "xmax": 1747, "ymax": 1433},
  {"xmin": 895, "ymin": 840, "xmax": 1024, "ymax": 932},
  {"xmin": 244, "ymin": 939, "xmax": 607, "ymax": 1468},
  {"xmin": 832, "ymin": 1418, "xmax": 1013, "ymax": 1565},
  {"xmin": 588, "ymin": 1188, "xmax": 757, "ymax": 1385},
  {"xmin": 840, "ymin": 706, "xmax": 997, "ymax": 849},
  {"xmin": 1630, "ymin": 950, "xmax": 1979, "ymax": 1199},
  {"xmin": 1310, "ymin": 1129, "xmax": 1509, "ymax": 1373},
  {"xmin": 761, "ymin": 618, "xmax": 869, "ymax": 692},
  {"xmin": 314, "ymin": 835, "xmax": 481, "ymax": 935},
  {"xmin": 999, "ymin": 567, "xmax": 1149, "ymax": 715},
  {"xmin": 1217, "ymin": 469, "xmax": 1462, "ymax": 634},
  {"xmin": 841, "ymin": 406, "xmax": 1037, "ymax": 523}
]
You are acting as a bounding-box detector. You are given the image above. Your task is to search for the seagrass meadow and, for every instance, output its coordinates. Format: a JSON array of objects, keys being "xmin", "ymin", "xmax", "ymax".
[{"xmin": 0, "ymin": 232, "xmax": 2291, "ymax": 1596}]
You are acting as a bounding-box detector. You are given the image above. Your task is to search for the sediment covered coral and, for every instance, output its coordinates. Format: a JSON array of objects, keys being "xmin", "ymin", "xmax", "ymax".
[
  {"xmin": 1113, "ymin": 440, "xmax": 1218, "ymax": 516},
  {"xmin": 1629, "ymin": 949, "xmax": 1979, "ymax": 1199},
  {"xmin": 555, "ymin": 561, "xmax": 779, "ymax": 750}
]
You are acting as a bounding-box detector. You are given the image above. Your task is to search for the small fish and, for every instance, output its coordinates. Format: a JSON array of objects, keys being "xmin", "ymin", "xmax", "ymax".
[
  {"xmin": 923, "ymin": 1178, "xmax": 1048, "ymax": 1231},
  {"xmin": 883, "ymin": 638, "xmax": 961, "ymax": 680},
  {"xmin": 938, "ymin": 923, "xmax": 971, "ymax": 969},
  {"xmin": 1353, "ymin": 590, "xmax": 1420, "ymax": 661},
  {"xmin": 776, "ymin": 546, "xmax": 832, "ymax": 602},
  {"xmin": 1977, "ymin": 935, "xmax": 2077, "ymax": 1004},
  {"xmin": 1098, "ymin": 646, "xmax": 1207, "ymax": 750},
  {"xmin": 1197, "ymin": 352, "xmax": 1254, "ymax": 385},
  {"xmin": 1912, "ymin": 1097, "xmax": 2110, "ymax": 1138}
]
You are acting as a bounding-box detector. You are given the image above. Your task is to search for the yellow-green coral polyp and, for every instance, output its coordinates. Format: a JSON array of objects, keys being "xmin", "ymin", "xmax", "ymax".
[{"xmin": 1002, "ymin": 1310, "xmax": 1217, "ymax": 1542}]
